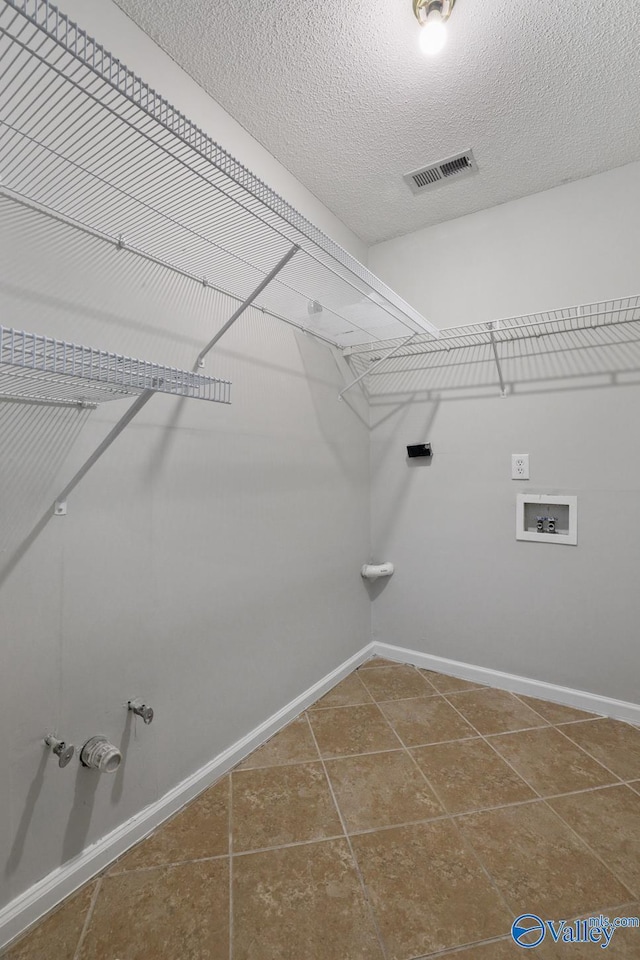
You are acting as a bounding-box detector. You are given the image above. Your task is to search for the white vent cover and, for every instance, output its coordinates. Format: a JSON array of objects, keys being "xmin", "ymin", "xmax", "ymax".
[{"xmin": 404, "ymin": 150, "xmax": 478, "ymax": 195}]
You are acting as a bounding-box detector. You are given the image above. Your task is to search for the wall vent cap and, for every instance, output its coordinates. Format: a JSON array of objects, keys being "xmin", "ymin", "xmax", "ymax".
[{"xmin": 403, "ymin": 150, "xmax": 478, "ymax": 195}]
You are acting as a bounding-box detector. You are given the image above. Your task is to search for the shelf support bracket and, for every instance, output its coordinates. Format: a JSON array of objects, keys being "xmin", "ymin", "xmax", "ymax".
[
  {"xmin": 487, "ymin": 322, "xmax": 507, "ymax": 398},
  {"xmin": 195, "ymin": 244, "xmax": 299, "ymax": 368},
  {"xmin": 338, "ymin": 332, "xmax": 421, "ymax": 400},
  {"xmin": 51, "ymin": 244, "xmax": 299, "ymax": 513},
  {"xmin": 53, "ymin": 388, "xmax": 156, "ymax": 513}
]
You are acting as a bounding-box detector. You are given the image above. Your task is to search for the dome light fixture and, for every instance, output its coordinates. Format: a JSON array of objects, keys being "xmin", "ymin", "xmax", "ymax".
[{"xmin": 413, "ymin": 0, "xmax": 457, "ymax": 56}]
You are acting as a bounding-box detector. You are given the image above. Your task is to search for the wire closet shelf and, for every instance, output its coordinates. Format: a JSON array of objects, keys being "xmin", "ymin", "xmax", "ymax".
[
  {"xmin": 0, "ymin": 0, "xmax": 439, "ymax": 351},
  {"xmin": 344, "ymin": 296, "xmax": 640, "ymax": 376},
  {"xmin": 0, "ymin": 325, "xmax": 232, "ymax": 406}
]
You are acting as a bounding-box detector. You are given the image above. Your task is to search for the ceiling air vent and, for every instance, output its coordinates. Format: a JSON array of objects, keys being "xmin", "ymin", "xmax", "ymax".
[{"xmin": 403, "ymin": 150, "xmax": 478, "ymax": 195}]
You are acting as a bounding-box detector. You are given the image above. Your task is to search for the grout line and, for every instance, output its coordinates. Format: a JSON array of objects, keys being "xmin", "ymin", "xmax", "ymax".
[
  {"xmin": 72, "ymin": 877, "xmax": 102, "ymax": 960},
  {"xmin": 308, "ymin": 699, "xmax": 375, "ymax": 712},
  {"xmin": 103, "ymin": 778, "xmax": 640, "ymax": 873},
  {"xmin": 511, "ymin": 690, "xmax": 603, "ymax": 724},
  {"xmin": 228, "ymin": 775, "xmax": 233, "ymax": 960},
  {"xmin": 232, "ymin": 834, "xmax": 346, "ymax": 858},
  {"xmin": 358, "ymin": 671, "xmax": 436, "ymax": 702},
  {"xmin": 412, "ymin": 898, "xmax": 640, "ymax": 958},
  {"xmin": 552, "ymin": 723, "xmax": 626, "ymax": 783},
  {"xmin": 107, "ymin": 853, "xmax": 230, "ymax": 876},
  {"xmin": 365, "ymin": 698, "xmax": 516, "ymax": 923},
  {"xmin": 553, "ymin": 721, "xmax": 630, "ymax": 781},
  {"xmin": 540, "ymin": 797, "xmax": 637, "ymax": 904},
  {"xmin": 234, "ymin": 754, "xmax": 324, "ymax": 771},
  {"xmin": 302, "ymin": 712, "xmax": 390, "ymax": 960},
  {"xmin": 439, "ymin": 692, "xmax": 639, "ymax": 909},
  {"xmin": 317, "ymin": 738, "xmax": 481, "ymax": 759}
]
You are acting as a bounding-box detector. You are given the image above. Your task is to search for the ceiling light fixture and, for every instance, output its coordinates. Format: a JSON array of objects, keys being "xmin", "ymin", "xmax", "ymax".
[{"xmin": 413, "ymin": 0, "xmax": 456, "ymax": 56}]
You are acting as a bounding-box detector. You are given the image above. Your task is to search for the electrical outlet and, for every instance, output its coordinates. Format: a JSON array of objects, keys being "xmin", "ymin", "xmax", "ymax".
[{"xmin": 511, "ymin": 454, "xmax": 530, "ymax": 480}]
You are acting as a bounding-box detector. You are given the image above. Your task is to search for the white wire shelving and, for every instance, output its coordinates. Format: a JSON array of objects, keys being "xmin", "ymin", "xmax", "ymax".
[
  {"xmin": 343, "ymin": 296, "xmax": 640, "ymax": 396},
  {"xmin": 0, "ymin": 325, "xmax": 232, "ymax": 406},
  {"xmin": 0, "ymin": 0, "xmax": 439, "ymax": 350}
]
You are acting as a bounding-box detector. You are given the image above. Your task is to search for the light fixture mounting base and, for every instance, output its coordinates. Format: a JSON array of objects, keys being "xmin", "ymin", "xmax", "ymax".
[{"xmin": 413, "ymin": 0, "xmax": 456, "ymax": 24}]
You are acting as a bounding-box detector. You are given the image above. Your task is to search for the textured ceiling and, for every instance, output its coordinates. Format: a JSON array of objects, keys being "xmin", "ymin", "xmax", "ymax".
[{"xmin": 113, "ymin": 0, "xmax": 640, "ymax": 245}]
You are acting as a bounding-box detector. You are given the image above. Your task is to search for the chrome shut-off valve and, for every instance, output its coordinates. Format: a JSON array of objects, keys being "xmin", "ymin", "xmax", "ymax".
[
  {"xmin": 44, "ymin": 735, "xmax": 75, "ymax": 768},
  {"xmin": 128, "ymin": 698, "xmax": 154, "ymax": 724}
]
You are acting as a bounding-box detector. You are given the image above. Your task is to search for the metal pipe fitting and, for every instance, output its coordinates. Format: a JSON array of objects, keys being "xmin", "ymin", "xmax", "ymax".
[
  {"xmin": 44, "ymin": 735, "xmax": 75, "ymax": 768},
  {"xmin": 128, "ymin": 698, "xmax": 154, "ymax": 724},
  {"xmin": 80, "ymin": 736, "xmax": 122, "ymax": 773}
]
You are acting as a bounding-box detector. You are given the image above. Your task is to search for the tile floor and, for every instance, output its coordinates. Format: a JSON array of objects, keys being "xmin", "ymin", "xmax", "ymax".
[{"xmin": 4, "ymin": 658, "xmax": 640, "ymax": 959}]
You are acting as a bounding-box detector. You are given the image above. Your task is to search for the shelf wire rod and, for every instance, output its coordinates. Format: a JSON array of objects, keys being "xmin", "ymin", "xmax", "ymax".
[
  {"xmin": 195, "ymin": 244, "xmax": 299, "ymax": 367},
  {"xmin": 338, "ymin": 332, "xmax": 421, "ymax": 400},
  {"xmin": 0, "ymin": 126, "xmax": 378, "ymax": 345},
  {"xmin": 1, "ymin": 23, "xmax": 431, "ymax": 339},
  {"xmin": 1, "ymin": 2, "xmax": 433, "ymax": 332},
  {"xmin": 0, "ymin": 153, "xmax": 380, "ymax": 345},
  {"xmin": 0, "ymin": 186, "xmax": 339, "ymax": 350},
  {"xmin": 346, "ymin": 303, "xmax": 640, "ymax": 360},
  {"xmin": 487, "ymin": 322, "xmax": 507, "ymax": 397}
]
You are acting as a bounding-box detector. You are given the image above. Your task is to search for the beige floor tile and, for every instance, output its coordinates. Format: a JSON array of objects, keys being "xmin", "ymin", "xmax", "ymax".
[
  {"xmin": 427, "ymin": 940, "xmax": 522, "ymax": 959},
  {"xmin": 351, "ymin": 819, "xmax": 511, "ymax": 959},
  {"xmin": 2, "ymin": 882, "xmax": 96, "ymax": 960},
  {"xmin": 549, "ymin": 786, "xmax": 640, "ymax": 896},
  {"xmin": 457, "ymin": 801, "xmax": 632, "ymax": 918},
  {"xmin": 307, "ymin": 703, "xmax": 399, "ymax": 758},
  {"xmin": 236, "ymin": 717, "xmax": 319, "ymax": 770},
  {"xmin": 561, "ymin": 719, "xmax": 640, "ymax": 781},
  {"xmin": 379, "ymin": 695, "xmax": 477, "ymax": 747},
  {"xmin": 109, "ymin": 777, "xmax": 229, "ymax": 873},
  {"xmin": 535, "ymin": 905, "xmax": 640, "ymax": 959},
  {"xmin": 517, "ymin": 695, "xmax": 600, "ymax": 725},
  {"xmin": 412, "ymin": 738, "xmax": 536, "ymax": 814},
  {"xmin": 233, "ymin": 839, "xmax": 383, "ymax": 960},
  {"xmin": 448, "ymin": 688, "xmax": 550, "ymax": 735},
  {"xmin": 78, "ymin": 860, "xmax": 229, "ymax": 960},
  {"xmin": 538, "ymin": 932, "xmax": 640, "ymax": 959},
  {"xmin": 358, "ymin": 656, "xmax": 400, "ymax": 669},
  {"xmin": 232, "ymin": 761, "xmax": 342, "ymax": 852},
  {"xmin": 358, "ymin": 665, "xmax": 434, "ymax": 701},
  {"xmin": 325, "ymin": 749, "xmax": 443, "ymax": 832},
  {"xmin": 419, "ymin": 670, "xmax": 485, "ymax": 694},
  {"xmin": 488, "ymin": 727, "xmax": 616, "ymax": 796},
  {"xmin": 308, "ymin": 672, "xmax": 373, "ymax": 710}
]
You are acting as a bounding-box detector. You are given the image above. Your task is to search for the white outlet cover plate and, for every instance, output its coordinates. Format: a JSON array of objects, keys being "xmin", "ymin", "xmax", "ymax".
[{"xmin": 511, "ymin": 454, "xmax": 530, "ymax": 480}]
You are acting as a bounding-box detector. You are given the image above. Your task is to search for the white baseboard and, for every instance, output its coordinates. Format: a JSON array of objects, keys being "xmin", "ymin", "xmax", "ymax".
[
  {"xmin": 0, "ymin": 642, "xmax": 375, "ymax": 951},
  {"xmin": 373, "ymin": 641, "xmax": 640, "ymax": 725}
]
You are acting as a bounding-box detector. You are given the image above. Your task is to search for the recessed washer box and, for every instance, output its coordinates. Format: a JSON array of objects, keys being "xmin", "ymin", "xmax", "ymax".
[{"xmin": 516, "ymin": 494, "xmax": 578, "ymax": 545}]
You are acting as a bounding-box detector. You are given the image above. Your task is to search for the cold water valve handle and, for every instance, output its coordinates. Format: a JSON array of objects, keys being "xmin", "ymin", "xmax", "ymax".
[
  {"xmin": 128, "ymin": 698, "xmax": 154, "ymax": 724},
  {"xmin": 44, "ymin": 735, "xmax": 75, "ymax": 768}
]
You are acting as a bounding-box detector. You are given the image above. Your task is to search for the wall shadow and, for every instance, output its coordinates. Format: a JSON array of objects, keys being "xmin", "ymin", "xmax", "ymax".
[{"xmin": 4, "ymin": 749, "xmax": 49, "ymax": 879}]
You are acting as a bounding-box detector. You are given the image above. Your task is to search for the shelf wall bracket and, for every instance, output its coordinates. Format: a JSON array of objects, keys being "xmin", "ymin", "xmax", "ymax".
[
  {"xmin": 51, "ymin": 245, "xmax": 299, "ymax": 513},
  {"xmin": 487, "ymin": 322, "xmax": 507, "ymax": 398},
  {"xmin": 338, "ymin": 332, "xmax": 421, "ymax": 400},
  {"xmin": 53, "ymin": 388, "xmax": 156, "ymax": 514},
  {"xmin": 195, "ymin": 245, "xmax": 299, "ymax": 368}
]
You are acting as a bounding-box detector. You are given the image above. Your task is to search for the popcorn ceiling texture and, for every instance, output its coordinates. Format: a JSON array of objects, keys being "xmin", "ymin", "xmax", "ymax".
[{"xmin": 114, "ymin": 0, "xmax": 640, "ymax": 245}]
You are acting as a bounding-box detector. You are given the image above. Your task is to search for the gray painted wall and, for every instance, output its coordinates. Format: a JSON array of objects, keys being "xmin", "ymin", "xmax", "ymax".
[
  {"xmin": 367, "ymin": 164, "xmax": 640, "ymax": 703},
  {"xmin": 0, "ymin": 0, "xmax": 369, "ymax": 911}
]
